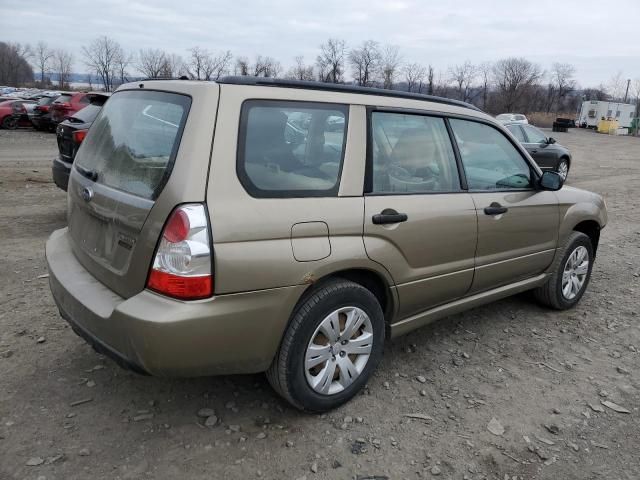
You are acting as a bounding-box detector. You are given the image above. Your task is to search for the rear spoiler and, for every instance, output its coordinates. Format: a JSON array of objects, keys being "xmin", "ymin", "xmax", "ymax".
[{"xmin": 86, "ymin": 92, "xmax": 111, "ymax": 105}]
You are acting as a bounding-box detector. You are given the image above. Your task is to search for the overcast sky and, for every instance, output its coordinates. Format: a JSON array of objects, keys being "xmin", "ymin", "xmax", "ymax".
[{"xmin": 3, "ymin": 0, "xmax": 639, "ymax": 87}]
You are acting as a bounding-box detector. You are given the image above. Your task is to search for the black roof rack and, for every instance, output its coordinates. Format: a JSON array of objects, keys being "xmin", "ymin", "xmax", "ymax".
[{"xmin": 217, "ymin": 76, "xmax": 482, "ymax": 112}]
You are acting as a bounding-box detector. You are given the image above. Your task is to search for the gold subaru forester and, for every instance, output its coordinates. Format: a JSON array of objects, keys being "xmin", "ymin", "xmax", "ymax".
[{"xmin": 46, "ymin": 77, "xmax": 607, "ymax": 411}]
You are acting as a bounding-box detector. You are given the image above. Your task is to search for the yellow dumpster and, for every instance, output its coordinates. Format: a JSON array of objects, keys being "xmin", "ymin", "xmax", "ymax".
[{"xmin": 597, "ymin": 119, "xmax": 619, "ymax": 134}]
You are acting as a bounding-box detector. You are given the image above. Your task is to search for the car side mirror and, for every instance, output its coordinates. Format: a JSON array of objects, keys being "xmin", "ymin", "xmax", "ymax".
[
  {"xmin": 547, "ymin": 137, "xmax": 556, "ymax": 144},
  {"xmin": 539, "ymin": 171, "xmax": 563, "ymax": 191}
]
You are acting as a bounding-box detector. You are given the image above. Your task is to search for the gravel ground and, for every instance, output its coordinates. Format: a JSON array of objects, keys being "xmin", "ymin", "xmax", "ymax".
[{"xmin": 0, "ymin": 127, "xmax": 639, "ymax": 480}]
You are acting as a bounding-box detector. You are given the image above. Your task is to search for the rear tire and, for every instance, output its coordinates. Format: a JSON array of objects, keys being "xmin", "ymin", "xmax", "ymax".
[
  {"xmin": 267, "ymin": 279, "xmax": 385, "ymax": 412},
  {"xmin": 2, "ymin": 116, "xmax": 17, "ymax": 130},
  {"xmin": 534, "ymin": 231, "xmax": 593, "ymax": 310}
]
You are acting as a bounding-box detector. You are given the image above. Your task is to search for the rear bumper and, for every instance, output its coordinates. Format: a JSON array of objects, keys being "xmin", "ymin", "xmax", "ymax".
[
  {"xmin": 46, "ymin": 228, "xmax": 306, "ymax": 376},
  {"xmin": 30, "ymin": 115, "xmax": 53, "ymax": 130},
  {"xmin": 52, "ymin": 156, "xmax": 71, "ymax": 191}
]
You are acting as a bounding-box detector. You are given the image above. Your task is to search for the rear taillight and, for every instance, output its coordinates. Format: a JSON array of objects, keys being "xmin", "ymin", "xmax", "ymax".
[
  {"xmin": 73, "ymin": 129, "xmax": 88, "ymax": 144},
  {"xmin": 147, "ymin": 204, "xmax": 213, "ymax": 300}
]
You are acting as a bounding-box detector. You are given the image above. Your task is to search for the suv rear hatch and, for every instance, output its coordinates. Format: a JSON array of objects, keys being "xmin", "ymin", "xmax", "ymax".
[{"xmin": 67, "ymin": 89, "xmax": 193, "ymax": 298}]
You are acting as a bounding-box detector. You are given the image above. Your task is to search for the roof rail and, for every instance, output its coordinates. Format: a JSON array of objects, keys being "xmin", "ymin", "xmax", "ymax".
[
  {"xmin": 139, "ymin": 76, "xmax": 190, "ymax": 81},
  {"xmin": 217, "ymin": 76, "xmax": 482, "ymax": 112}
]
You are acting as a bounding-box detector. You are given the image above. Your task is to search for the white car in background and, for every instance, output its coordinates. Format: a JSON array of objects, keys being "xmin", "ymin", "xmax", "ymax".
[{"xmin": 496, "ymin": 113, "xmax": 528, "ymax": 124}]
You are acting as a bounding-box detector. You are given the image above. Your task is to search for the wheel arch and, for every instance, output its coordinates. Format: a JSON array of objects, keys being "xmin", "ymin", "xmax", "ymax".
[
  {"xmin": 294, "ymin": 267, "xmax": 396, "ymax": 332},
  {"xmin": 572, "ymin": 219, "xmax": 601, "ymax": 255}
]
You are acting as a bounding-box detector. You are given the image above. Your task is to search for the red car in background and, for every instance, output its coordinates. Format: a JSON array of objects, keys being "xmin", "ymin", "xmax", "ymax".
[
  {"xmin": 0, "ymin": 99, "xmax": 36, "ymax": 129},
  {"xmin": 50, "ymin": 92, "xmax": 91, "ymax": 124},
  {"xmin": 30, "ymin": 95, "xmax": 61, "ymax": 131}
]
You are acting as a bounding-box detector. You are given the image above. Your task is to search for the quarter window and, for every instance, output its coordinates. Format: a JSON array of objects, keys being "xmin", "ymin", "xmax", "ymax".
[
  {"xmin": 238, "ymin": 101, "xmax": 347, "ymax": 197},
  {"xmin": 449, "ymin": 119, "xmax": 533, "ymax": 191},
  {"xmin": 370, "ymin": 112, "xmax": 460, "ymax": 193}
]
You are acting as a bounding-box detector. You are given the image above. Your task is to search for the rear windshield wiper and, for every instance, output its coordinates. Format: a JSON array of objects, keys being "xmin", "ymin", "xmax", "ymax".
[{"xmin": 75, "ymin": 165, "xmax": 98, "ymax": 182}]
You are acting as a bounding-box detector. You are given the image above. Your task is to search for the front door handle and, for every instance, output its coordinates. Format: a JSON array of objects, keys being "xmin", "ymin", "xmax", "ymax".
[
  {"xmin": 484, "ymin": 202, "xmax": 508, "ymax": 216},
  {"xmin": 531, "ymin": 149, "xmax": 538, "ymax": 154},
  {"xmin": 372, "ymin": 208, "xmax": 408, "ymax": 225}
]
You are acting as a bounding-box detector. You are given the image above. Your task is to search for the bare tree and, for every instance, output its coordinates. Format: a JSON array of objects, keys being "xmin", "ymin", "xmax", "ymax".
[
  {"xmin": 607, "ymin": 71, "xmax": 626, "ymax": 100},
  {"xmin": 348, "ymin": 40, "xmax": 381, "ymax": 87},
  {"xmin": 287, "ymin": 56, "xmax": 314, "ymax": 80},
  {"xmin": 53, "ymin": 49, "xmax": 74, "ymax": 89},
  {"xmin": 202, "ymin": 50, "xmax": 232, "ymax": 80},
  {"xmin": 114, "ymin": 50, "xmax": 132, "ymax": 86},
  {"xmin": 160, "ymin": 53, "xmax": 185, "ymax": 78},
  {"xmin": 582, "ymin": 86, "xmax": 609, "ymax": 102},
  {"xmin": 478, "ymin": 61, "xmax": 492, "ymax": 109},
  {"xmin": 137, "ymin": 48, "xmax": 166, "ymax": 78},
  {"xmin": 316, "ymin": 38, "xmax": 346, "ymax": 83},
  {"xmin": 380, "ymin": 45, "xmax": 402, "ymax": 89},
  {"xmin": 492, "ymin": 57, "xmax": 542, "ymax": 112},
  {"xmin": 33, "ymin": 41, "xmax": 53, "ymax": 85},
  {"xmin": 252, "ymin": 55, "xmax": 281, "ymax": 78},
  {"xmin": 403, "ymin": 62, "xmax": 426, "ymax": 93},
  {"xmin": 549, "ymin": 62, "xmax": 576, "ymax": 112},
  {"xmin": 235, "ymin": 57, "xmax": 250, "ymax": 76},
  {"xmin": 82, "ymin": 36, "xmax": 124, "ymax": 91},
  {"xmin": 448, "ymin": 61, "xmax": 476, "ymax": 101},
  {"xmin": 426, "ymin": 65, "xmax": 435, "ymax": 94},
  {"xmin": 186, "ymin": 46, "xmax": 208, "ymax": 80},
  {"xmin": 262, "ymin": 57, "xmax": 282, "ymax": 78}
]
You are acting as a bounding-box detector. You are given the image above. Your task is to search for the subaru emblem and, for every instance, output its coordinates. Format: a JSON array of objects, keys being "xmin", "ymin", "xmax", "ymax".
[{"xmin": 81, "ymin": 186, "xmax": 94, "ymax": 202}]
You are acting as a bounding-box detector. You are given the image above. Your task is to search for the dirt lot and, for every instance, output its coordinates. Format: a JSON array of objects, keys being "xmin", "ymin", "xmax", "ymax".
[{"xmin": 0, "ymin": 128, "xmax": 639, "ymax": 480}]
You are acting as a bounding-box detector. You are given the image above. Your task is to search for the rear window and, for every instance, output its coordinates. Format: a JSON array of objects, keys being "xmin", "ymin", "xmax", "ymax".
[
  {"xmin": 238, "ymin": 100, "xmax": 348, "ymax": 197},
  {"xmin": 75, "ymin": 90, "xmax": 191, "ymax": 199},
  {"xmin": 54, "ymin": 94, "xmax": 72, "ymax": 104},
  {"xmin": 69, "ymin": 104, "xmax": 102, "ymax": 123},
  {"xmin": 37, "ymin": 96, "xmax": 55, "ymax": 106}
]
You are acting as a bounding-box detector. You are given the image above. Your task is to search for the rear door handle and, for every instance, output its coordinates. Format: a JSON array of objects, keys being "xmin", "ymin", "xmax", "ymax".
[
  {"xmin": 484, "ymin": 202, "xmax": 508, "ymax": 216},
  {"xmin": 531, "ymin": 149, "xmax": 538, "ymax": 154},
  {"xmin": 372, "ymin": 208, "xmax": 408, "ymax": 225}
]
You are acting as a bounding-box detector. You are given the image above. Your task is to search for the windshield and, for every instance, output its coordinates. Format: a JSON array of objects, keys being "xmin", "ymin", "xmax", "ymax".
[{"xmin": 75, "ymin": 90, "xmax": 191, "ymax": 199}]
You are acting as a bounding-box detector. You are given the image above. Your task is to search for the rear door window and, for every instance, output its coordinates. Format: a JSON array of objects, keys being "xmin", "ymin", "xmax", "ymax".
[
  {"xmin": 506, "ymin": 124, "xmax": 526, "ymax": 142},
  {"xmin": 75, "ymin": 90, "xmax": 191, "ymax": 199},
  {"xmin": 522, "ymin": 125, "xmax": 547, "ymax": 143},
  {"xmin": 370, "ymin": 112, "xmax": 460, "ymax": 193},
  {"xmin": 238, "ymin": 100, "xmax": 348, "ymax": 197}
]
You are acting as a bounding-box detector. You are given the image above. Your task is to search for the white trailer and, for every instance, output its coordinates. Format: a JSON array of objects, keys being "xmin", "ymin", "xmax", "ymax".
[{"xmin": 577, "ymin": 100, "xmax": 636, "ymax": 129}]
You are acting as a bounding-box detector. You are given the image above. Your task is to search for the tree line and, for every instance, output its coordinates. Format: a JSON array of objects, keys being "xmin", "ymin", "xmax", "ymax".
[{"xmin": 2, "ymin": 36, "xmax": 639, "ymax": 116}]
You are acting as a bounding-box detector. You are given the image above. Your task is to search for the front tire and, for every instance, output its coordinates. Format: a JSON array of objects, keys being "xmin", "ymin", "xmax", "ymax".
[
  {"xmin": 267, "ymin": 279, "xmax": 385, "ymax": 412},
  {"xmin": 534, "ymin": 231, "xmax": 593, "ymax": 310}
]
